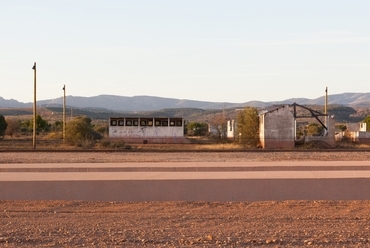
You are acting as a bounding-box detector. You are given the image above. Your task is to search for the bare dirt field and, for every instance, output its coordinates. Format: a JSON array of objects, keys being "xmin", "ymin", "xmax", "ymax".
[{"xmin": 1, "ymin": 151, "xmax": 370, "ymax": 247}]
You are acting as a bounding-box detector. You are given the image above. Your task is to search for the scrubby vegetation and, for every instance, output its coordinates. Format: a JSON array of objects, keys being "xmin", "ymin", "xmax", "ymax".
[{"xmin": 1, "ymin": 106, "xmax": 370, "ymax": 150}]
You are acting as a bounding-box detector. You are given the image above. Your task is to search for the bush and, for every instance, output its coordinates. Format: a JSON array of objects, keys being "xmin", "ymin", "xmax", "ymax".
[
  {"xmin": 66, "ymin": 116, "xmax": 101, "ymax": 146},
  {"xmin": 236, "ymin": 107, "xmax": 259, "ymax": 146},
  {"xmin": 45, "ymin": 131, "xmax": 63, "ymax": 140},
  {"xmin": 0, "ymin": 115, "xmax": 8, "ymax": 138},
  {"xmin": 76, "ymin": 138, "xmax": 95, "ymax": 149},
  {"xmin": 98, "ymin": 138, "xmax": 127, "ymax": 149}
]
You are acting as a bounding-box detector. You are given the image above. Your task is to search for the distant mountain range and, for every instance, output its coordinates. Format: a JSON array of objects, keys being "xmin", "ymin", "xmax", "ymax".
[{"xmin": 1, "ymin": 92, "xmax": 370, "ymax": 111}]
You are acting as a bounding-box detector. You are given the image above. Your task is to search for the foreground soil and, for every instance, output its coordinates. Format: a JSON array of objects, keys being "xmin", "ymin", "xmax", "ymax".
[
  {"xmin": 1, "ymin": 151, "xmax": 370, "ymax": 247},
  {"xmin": 2, "ymin": 200, "xmax": 370, "ymax": 247}
]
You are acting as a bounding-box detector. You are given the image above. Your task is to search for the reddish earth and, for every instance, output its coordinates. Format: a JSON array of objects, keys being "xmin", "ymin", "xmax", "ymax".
[
  {"xmin": 1, "ymin": 151, "xmax": 370, "ymax": 247},
  {"xmin": 2, "ymin": 200, "xmax": 370, "ymax": 247}
]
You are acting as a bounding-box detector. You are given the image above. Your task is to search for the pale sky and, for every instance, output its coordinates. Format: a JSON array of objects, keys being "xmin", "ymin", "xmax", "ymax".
[{"xmin": 1, "ymin": 0, "xmax": 369, "ymax": 103}]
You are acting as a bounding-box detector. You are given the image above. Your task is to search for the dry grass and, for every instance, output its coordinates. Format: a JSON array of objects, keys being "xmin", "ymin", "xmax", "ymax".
[
  {"xmin": 335, "ymin": 140, "xmax": 370, "ymax": 149},
  {"xmin": 1, "ymin": 135, "xmax": 370, "ymax": 150}
]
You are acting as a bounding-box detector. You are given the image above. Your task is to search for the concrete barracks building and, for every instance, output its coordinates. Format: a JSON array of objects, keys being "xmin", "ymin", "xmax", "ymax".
[{"xmin": 109, "ymin": 117, "xmax": 185, "ymax": 143}]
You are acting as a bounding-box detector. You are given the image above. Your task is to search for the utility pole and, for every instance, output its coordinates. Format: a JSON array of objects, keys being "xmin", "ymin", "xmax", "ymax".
[
  {"xmin": 324, "ymin": 87, "xmax": 328, "ymax": 126},
  {"xmin": 32, "ymin": 62, "xmax": 36, "ymax": 149},
  {"xmin": 324, "ymin": 87, "xmax": 328, "ymax": 116},
  {"xmin": 324, "ymin": 86, "xmax": 329, "ymax": 136},
  {"xmin": 63, "ymin": 85, "xmax": 66, "ymax": 143}
]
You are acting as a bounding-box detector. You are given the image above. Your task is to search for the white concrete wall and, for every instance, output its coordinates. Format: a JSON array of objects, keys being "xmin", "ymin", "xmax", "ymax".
[
  {"xmin": 360, "ymin": 123, "xmax": 367, "ymax": 132},
  {"xmin": 259, "ymin": 105, "xmax": 295, "ymax": 149},
  {"xmin": 109, "ymin": 126, "xmax": 183, "ymax": 138},
  {"xmin": 348, "ymin": 131, "xmax": 370, "ymax": 143},
  {"xmin": 227, "ymin": 120, "xmax": 236, "ymax": 139}
]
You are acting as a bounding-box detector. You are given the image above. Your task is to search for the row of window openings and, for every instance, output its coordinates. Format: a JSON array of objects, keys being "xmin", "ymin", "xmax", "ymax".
[{"xmin": 111, "ymin": 119, "xmax": 182, "ymax": 127}]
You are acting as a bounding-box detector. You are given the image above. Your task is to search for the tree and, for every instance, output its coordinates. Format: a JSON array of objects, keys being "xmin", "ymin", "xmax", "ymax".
[
  {"xmin": 236, "ymin": 107, "xmax": 259, "ymax": 146},
  {"xmin": 51, "ymin": 121, "xmax": 63, "ymax": 132},
  {"xmin": 306, "ymin": 123, "xmax": 324, "ymax": 136},
  {"xmin": 363, "ymin": 116, "xmax": 370, "ymax": 132},
  {"xmin": 35, "ymin": 115, "xmax": 50, "ymax": 132},
  {"xmin": 208, "ymin": 113, "xmax": 227, "ymax": 139},
  {"xmin": 66, "ymin": 116, "xmax": 101, "ymax": 146},
  {"xmin": 336, "ymin": 124, "xmax": 347, "ymax": 132},
  {"xmin": 186, "ymin": 122, "xmax": 208, "ymax": 136},
  {"xmin": 5, "ymin": 118, "xmax": 21, "ymax": 137},
  {"xmin": 22, "ymin": 115, "xmax": 50, "ymax": 133},
  {"xmin": 0, "ymin": 115, "xmax": 7, "ymax": 138},
  {"xmin": 93, "ymin": 121, "xmax": 109, "ymax": 137}
]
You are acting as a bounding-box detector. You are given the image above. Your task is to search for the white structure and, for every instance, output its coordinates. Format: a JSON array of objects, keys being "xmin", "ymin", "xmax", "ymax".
[
  {"xmin": 347, "ymin": 122, "xmax": 367, "ymax": 132},
  {"xmin": 259, "ymin": 105, "xmax": 295, "ymax": 149},
  {"xmin": 227, "ymin": 120, "xmax": 237, "ymax": 139},
  {"xmin": 346, "ymin": 122, "xmax": 370, "ymax": 143},
  {"xmin": 109, "ymin": 117, "xmax": 184, "ymax": 143}
]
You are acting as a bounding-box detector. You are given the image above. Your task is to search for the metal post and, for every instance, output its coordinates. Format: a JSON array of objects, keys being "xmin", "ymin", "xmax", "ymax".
[
  {"xmin": 32, "ymin": 62, "xmax": 36, "ymax": 149},
  {"xmin": 63, "ymin": 85, "xmax": 66, "ymax": 143}
]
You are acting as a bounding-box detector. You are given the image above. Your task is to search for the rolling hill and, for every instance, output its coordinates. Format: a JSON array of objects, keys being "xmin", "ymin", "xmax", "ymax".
[{"xmin": 1, "ymin": 92, "xmax": 370, "ymax": 112}]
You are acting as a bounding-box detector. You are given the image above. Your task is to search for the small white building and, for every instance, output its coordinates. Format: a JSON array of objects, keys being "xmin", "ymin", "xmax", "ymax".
[
  {"xmin": 347, "ymin": 122, "xmax": 367, "ymax": 132},
  {"xmin": 109, "ymin": 117, "xmax": 185, "ymax": 143},
  {"xmin": 346, "ymin": 122, "xmax": 370, "ymax": 143}
]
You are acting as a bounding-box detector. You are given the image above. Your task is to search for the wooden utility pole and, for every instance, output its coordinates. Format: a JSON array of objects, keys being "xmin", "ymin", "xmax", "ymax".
[
  {"xmin": 324, "ymin": 87, "xmax": 328, "ymax": 127},
  {"xmin": 325, "ymin": 87, "xmax": 328, "ymax": 116},
  {"xmin": 32, "ymin": 62, "xmax": 37, "ymax": 149},
  {"xmin": 63, "ymin": 85, "xmax": 66, "ymax": 143}
]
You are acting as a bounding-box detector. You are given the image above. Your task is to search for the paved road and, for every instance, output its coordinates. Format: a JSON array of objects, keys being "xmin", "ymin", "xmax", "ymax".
[{"xmin": 1, "ymin": 160, "xmax": 370, "ymax": 202}]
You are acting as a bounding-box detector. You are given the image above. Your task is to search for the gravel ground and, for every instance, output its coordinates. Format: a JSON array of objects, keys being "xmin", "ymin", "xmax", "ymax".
[{"xmin": 1, "ymin": 151, "xmax": 370, "ymax": 247}]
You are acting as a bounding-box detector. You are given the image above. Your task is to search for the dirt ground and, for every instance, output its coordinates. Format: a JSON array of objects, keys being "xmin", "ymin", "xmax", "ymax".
[{"xmin": 1, "ymin": 151, "xmax": 370, "ymax": 247}]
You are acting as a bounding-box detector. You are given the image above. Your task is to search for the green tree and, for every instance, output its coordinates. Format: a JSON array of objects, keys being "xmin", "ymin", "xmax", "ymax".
[
  {"xmin": 35, "ymin": 115, "xmax": 50, "ymax": 132},
  {"xmin": 306, "ymin": 123, "xmax": 324, "ymax": 136},
  {"xmin": 236, "ymin": 107, "xmax": 259, "ymax": 146},
  {"xmin": 0, "ymin": 115, "xmax": 8, "ymax": 138},
  {"xmin": 52, "ymin": 121, "xmax": 63, "ymax": 132},
  {"xmin": 66, "ymin": 116, "xmax": 101, "ymax": 146},
  {"xmin": 22, "ymin": 115, "xmax": 50, "ymax": 133},
  {"xmin": 93, "ymin": 121, "xmax": 109, "ymax": 137},
  {"xmin": 336, "ymin": 124, "xmax": 347, "ymax": 132},
  {"xmin": 186, "ymin": 122, "xmax": 208, "ymax": 136},
  {"xmin": 363, "ymin": 116, "xmax": 370, "ymax": 132}
]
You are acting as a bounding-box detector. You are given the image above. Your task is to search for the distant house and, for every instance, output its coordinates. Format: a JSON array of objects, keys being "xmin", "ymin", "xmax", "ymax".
[
  {"xmin": 347, "ymin": 122, "xmax": 367, "ymax": 132},
  {"xmin": 345, "ymin": 122, "xmax": 370, "ymax": 143},
  {"xmin": 259, "ymin": 105, "xmax": 295, "ymax": 149},
  {"xmin": 109, "ymin": 117, "xmax": 185, "ymax": 143}
]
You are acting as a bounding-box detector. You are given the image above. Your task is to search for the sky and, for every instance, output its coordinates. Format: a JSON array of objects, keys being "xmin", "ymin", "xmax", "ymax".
[{"xmin": 1, "ymin": 1, "xmax": 369, "ymax": 103}]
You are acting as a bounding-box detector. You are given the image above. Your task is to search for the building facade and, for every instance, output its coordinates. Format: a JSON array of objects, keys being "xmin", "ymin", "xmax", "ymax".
[
  {"xmin": 259, "ymin": 105, "xmax": 295, "ymax": 149},
  {"xmin": 345, "ymin": 122, "xmax": 370, "ymax": 143},
  {"xmin": 109, "ymin": 117, "xmax": 184, "ymax": 143}
]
